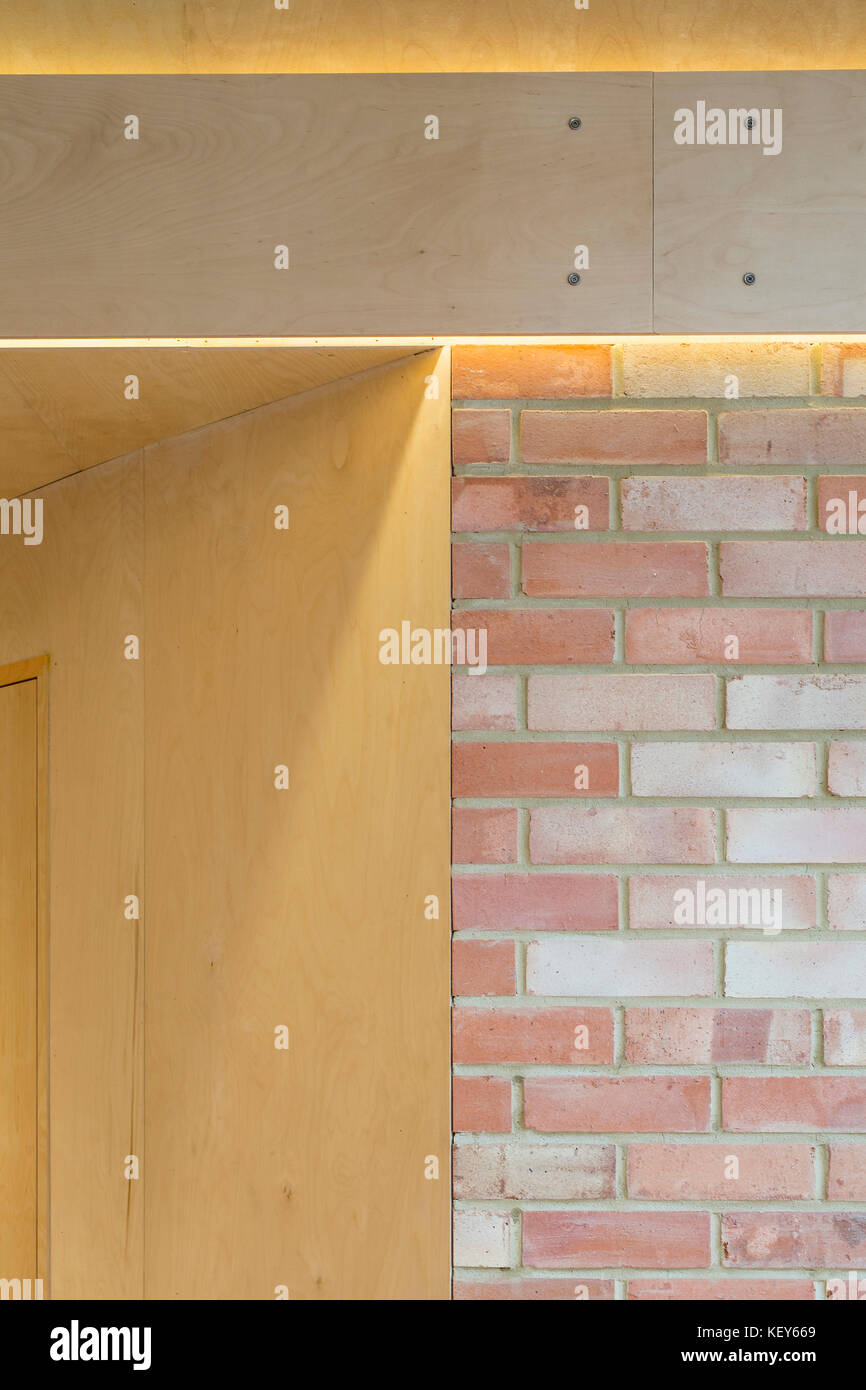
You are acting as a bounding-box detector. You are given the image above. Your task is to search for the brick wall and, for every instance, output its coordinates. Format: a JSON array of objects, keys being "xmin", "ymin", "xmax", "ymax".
[{"xmin": 451, "ymin": 341, "xmax": 866, "ymax": 1301}]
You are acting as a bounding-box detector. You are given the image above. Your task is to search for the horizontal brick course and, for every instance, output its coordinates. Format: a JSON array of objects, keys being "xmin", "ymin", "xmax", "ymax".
[
  {"xmin": 627, "ymin": 1143, "xmax": 814, "ymax": 1200},
  {"xmin": 628, "ymin": 875, "xmax": 816, "ymax": 931},
  {"xmin": 521, "ymin": 410, "xmax": 708, "ymax": 466},
  {"xmin": 524, "ymin": 1076, "xmax": 711, "ymax": 1133},
  {"xmin": 621, "ymin": 475, "xmax": 806, "ymax": 532},
  {"xmin": 530, "ymin": 673, "xmax": 716, "ymax": 731},
  {"xmin": 530, "ymin": 806, "xmax": 716, "ymax": 865},
  {"xmin": 454, "ymin": 1142, "xmax": 615, "ymax": 1199},
  {"xmin": 523, "ymin": 1211, "xmax": 711, "ymax": 1268},
  {"xmin": 631, "ymin": 741, "xmax": 817, "ymax": 798},
  {"xmin": 452, "ymin": 1005, "xmax": 613, "ymax": 1064},
  {"xmin": 625, "ymin": 1007, "xmax": 811, "ymax": 1065},
  {"xmin": 625, "ymin": 608, "xmax": 813, "ymax": 665},
  {"xmin": 453, "ymin": 345, "xmax": 612, "ymax": 400},
  {"xmin": 527, "ymin": 938, "xmax": 714, "ymax": 997},
  {"xmin": 452, "ymin": 740, "xmax": 619, "ymax": 798},
  {"xmin": 723, "ymin": 1078, "xmax": 866, "ymax": 1132},
  {"xmin": 452, "ymin": 475, "xmax": 609, "ymax": 531},
  {"xmin": 523, "ymin": 540, "xmax": 708, "ymax": 597},
  {"xmin": 451, "ymin": 873, "xmax": 619, "ymax": 932},
  {"xmin": 722, "ymin": 1211, "xmax": 866, "ymax": 1268},
  {"xmin": 719, "ymin": 408, "xmax": 866, "ymax": 466},
  {"xmin": 452, "ymin": 608, "xmax": 615, "ymax": 665},
  {"xmin": 623, "ymin": 342, "xmax": 810, "ymax": 399}
]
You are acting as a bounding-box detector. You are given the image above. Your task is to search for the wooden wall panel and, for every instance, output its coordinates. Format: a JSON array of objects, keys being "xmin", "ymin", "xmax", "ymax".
[
  {"xmin": 144, "ymin": 350, "xmax": 451, "ymax": 1298},
  {"xmin": 0, "ymin": 461, "xmax": 144, "ymax": 1299},
  {"xmin": 0, "ymin": 75, "xmax": 652, "ymax": 336},
  {"xmin": 0, "ymin": 1, "xmax": 864, "ymax": 74},
  {"xmin": 654, "ymin": 71, "xmax": 866, "ymax": 333},
  {"xmin": 0, "ymin": 347, "xmax": 420, "ymax": 497},
  {"xmin": 0, "ymin": 677, "xmax": 38, "ymax": 1282}
]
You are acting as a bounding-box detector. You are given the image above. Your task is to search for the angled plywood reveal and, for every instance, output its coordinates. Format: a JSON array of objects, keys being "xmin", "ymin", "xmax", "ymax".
[
  {"xmin": 654, "ymin": 71, "xmax": 866, "ymax": 332},
  {"xmin": 144, "ymin": 349, "xmax": 451, "ymax": 1298},
  {"xmin": 0, "ymin": 75, "xmax": 652, "ymax": 336},
  {"xmin": 0, "ymin": 346, "xmax": 421, "ymax": 497}
]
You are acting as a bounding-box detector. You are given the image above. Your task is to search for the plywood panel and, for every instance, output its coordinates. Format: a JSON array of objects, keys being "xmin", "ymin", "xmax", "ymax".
[
  {"xmin": 0, "ymin": 75, "xmax": 652, "ymax": 336},
  {"xmin": 0, "ymin": 678, "xmax": 38, "ymax": 1281},
  {"xmin": 0, "ymin": 461, "xmax": 144, "ymax": 1298},
  {"xmin": 0, "ymin": 347, "xmax": 420, "ymax": 496},
  {"xmin": 145, "ymin": 350, "xmax": 451, "ymax": 1299},
  {"xmin": 0, "ymin": 1, "xmax": 864, "ymax": 74},
  {"xmin": 654, "ymin": 71, "xmax": 866, "ymax": 333}
]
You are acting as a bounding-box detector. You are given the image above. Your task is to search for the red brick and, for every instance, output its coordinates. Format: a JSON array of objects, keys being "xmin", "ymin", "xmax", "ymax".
[
  {"xmin": 822, "ymin": 344, "xmax": 866, "ymax": 397},
  {"xmin": 453, "ymin": 1076, "xmax": 511, "ymax": 1133},
  {"xmin": 530, "ymin": 806, "xmax": 715, "ymax": 865},
  {"xmin": 452, "ymin": 1005, "xmax": 613, "ymax": 1064},
  {"xmin": 625, "ymin": 608, "xmax": 812, "ymax": 664},
  {"xmin": 454, "ymin": 1277, "xmax": 615, "ymax": 1300},
  {"xmin": 721, "ymin": 541, "xmax": 866, "ymax": 597},
  {"xmin": 629, "ymin": 1278, "xmax": 814, "ymax": 1301},
  {"xmin": 524, "ymin": 1211, "xmax": 710, "ymax": 1269},
  {"xmin": 723, "ymin": 1211, "xmax": 866, "ymax": 1268},
  {"xmin": 726, "ymin": 808, "xmax": 866, "ymax": 864},
  {"xmin": 824, "ymin": 1010, "xmax": 866, "ymax": 1064},
  {"xmin": 523, "ymin": 541, "xmax": 708, "ymax": 597},
  {"xmin": 828, "ymin": 1146, "xmax": 866, "ymax": 1200},
  {"xmin": 825, "ymin": 610, "xmax": 866, "ymax": 662},
  {"xmin": 621, "ymin": 475, "xmax": 806, "ymax": 532},
  {"xmin": 521, "ymin": 410, "xmax": 707, "ymax": 466},
  {"xmin": 452, "ymin": 408, "xmax": 510, "ymax": 464},
  {"xmin": 627, "ymin": 1143, "xmax": 813, "ymax": 1200},
  {"xmin": 452, "ymin": 541, "xmax": 510, "ymax": 598},
  {"xmin": 452, "ymin": 940, "xmax": 515, "ymax": 997},
  {"xmin": 453, "ymin": 345, "xmax": 612, "ymax": 399},
  {"xmin": 454, "ymin": 1141, "xmax": 615, "ymax": 1198},
  {"xmin": 625, "ymin": 1007, "xmax": 811, "ymax": 1065},
  {"xmin": 530, "ymin": 673, "xmax": 716, "ymax": 731},
  {"xmin": 719, "ymin": 408, "xmax": 866, "ymax": 466},
  {"xmin": 451, "ymin": 873, "xmax": 619, "ymax": 932},
  {"xmin": 627, "ymin": 875, "xmax": 816, "ymax": 931},
  {"xmin": 452, "ymin": 475, "xmax": 609, "ymax": 532},
  {"xmin": 818, "ymin": 476, "xmax": 866, "ymax": 533},
  {"xmin": 452, "ymin": 609, "xmax": 614, "ymax": 665},
  {"xmin": 452, "ymin": 674, "xmax": 518, "ymax": 731},
  {"xmin": 452, "ymin": 808, "xmax": 518, "ymax": 864},
  {"xmin": 452, "ymin": 740, "xmax": 618, "ymax": 797},
  {"xmin": 524, "ymin": 1076, "xmax": 711, "ymax": 1133},
  {"xmin": 723, "ymin": 1078, "xmax": 866, "ymax": 1132}
]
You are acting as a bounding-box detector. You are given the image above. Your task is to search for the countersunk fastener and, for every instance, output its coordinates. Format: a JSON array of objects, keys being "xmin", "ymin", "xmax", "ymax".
[
  {"xmin": 743, "ymin": 272, "xmax": 756, "ymax": 285},
  {"xmin": 568, "ymin": 272, "xmax": 581, "ymax": 285},
  {"xmin": 568, "ymin": 116, "xmax": 582, "ymax": 130}
]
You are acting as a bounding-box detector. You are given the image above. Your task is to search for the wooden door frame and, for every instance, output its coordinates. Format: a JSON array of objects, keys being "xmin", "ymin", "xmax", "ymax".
[{"xmin": 0, "ymin": 654, "xmax": 49, "ymax": 1290}]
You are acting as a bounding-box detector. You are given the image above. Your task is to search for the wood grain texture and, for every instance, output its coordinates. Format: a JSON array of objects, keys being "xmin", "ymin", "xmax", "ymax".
[
  {"xmin": 0, "ymin": 75, "xmax": 652, "ymax": 336},
  {"xmin": 144, "ymin": 350, "xmax": 451, "ymax": 1299},
  {"xmin": 654, "ymin": 71, "xmax": 866, "ymax": 332},
  {"xmin": 0, "ymin": 1, "xmax": 863, "ymax": 73},
  {"xmin": 0, "ymin": 347, "xmax": 419, "ymax": 496},
  {"xmin": 0, "ymin": 462, "xmax": 144, "ymax": 1299},
  {"xmin": 0, "ymin": 677, "xmax": 38, "ymax": 1282}
]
